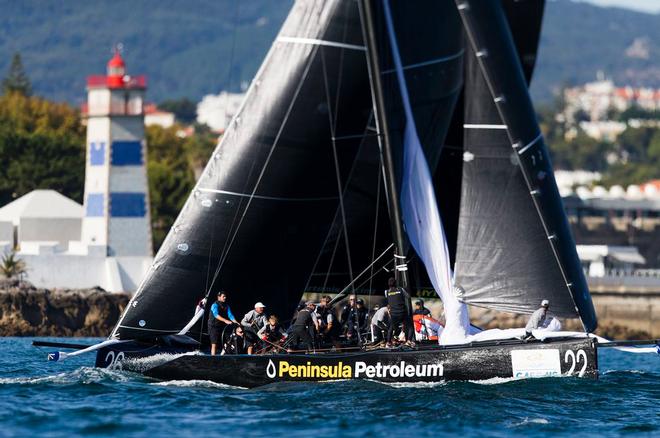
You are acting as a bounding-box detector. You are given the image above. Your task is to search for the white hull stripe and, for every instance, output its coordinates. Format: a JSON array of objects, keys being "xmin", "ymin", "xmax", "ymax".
[
  {"xmin": 517, "ymin": 132, "xmax": 544, "ymax": 155},
  {"xmin": 463, "ymin": 124, "xmax": 507, "ymax": 129},
  {"xmin": 277, "ymin": 36, "xmax": 366, "ymax": 51},
  {"xmin": 198, "ymin": 187, "xmax": 337, "ymax": 202},
  {"xmin": 382, "ymin": 49, "xmax": 464, "ymax": 74}
]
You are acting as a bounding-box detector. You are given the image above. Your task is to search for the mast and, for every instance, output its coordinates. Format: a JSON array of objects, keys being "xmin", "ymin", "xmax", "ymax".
[{"xmin": 358, "ymin": 0, "xmax": 409, "ymax": 287}]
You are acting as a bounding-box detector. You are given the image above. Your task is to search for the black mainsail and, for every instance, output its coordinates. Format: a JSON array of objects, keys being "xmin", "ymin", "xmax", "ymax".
[
  {"xmin": 113, "ymin": 0, "xmax": 381, "ymax": 339},
  {"xmin": 452, "ymin": 0, "xmax": 597, "ymax": 331}
]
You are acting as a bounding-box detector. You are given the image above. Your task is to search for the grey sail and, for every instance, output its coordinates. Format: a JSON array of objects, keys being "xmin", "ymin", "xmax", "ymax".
[{"xmin": 453, "ymin": 0, "xmax": 597, "ymax": 331}]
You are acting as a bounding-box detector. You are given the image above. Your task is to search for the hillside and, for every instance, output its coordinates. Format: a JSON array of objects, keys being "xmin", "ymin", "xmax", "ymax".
[{"xmin": 0, "ymin": 0, "xmax": 658, "ymax": 105}]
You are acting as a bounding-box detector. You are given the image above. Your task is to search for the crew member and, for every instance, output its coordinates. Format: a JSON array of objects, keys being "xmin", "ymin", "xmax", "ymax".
[
  {"xmin": 524, "ymin": 299, "xmax": 550, "ymax": 339},
  {"xmin": 316, "ymin": 295, "xmax": 341, "ymax": 349},
  {"xmin": 287, "ymin": 301, "xmax": 319, "ymax": 352},
  {"xmin": 339, "ymin": 295, "xmax": 357, "ymax": 330},
  {"xmin": 413, "ymin": 299, "xmax": 431, "ymax": 316},
  {"xmin": 241, "ymin": 302, "xmax": 268, "ymax": 331},
  {"xmin": 208, "ymin": 291, "xmax": 238, "ymax": 356},
  {"xmin": 385, "ymin": 277, "xmax": 415, "ymax": 347},
  {"xmin": 370, "ymin": 303, "xmax": 390, "ymax": 344},
  {"xmin": 258, "ymin": 315, "xmax": 287, "ymax": 353},
  {"xmin": 223, "ymin": 325, "xmax": 249, "ymax": 355},
  {"xmin": 346, "ymin": 298, "xmax": 368, "ymax": 342}
]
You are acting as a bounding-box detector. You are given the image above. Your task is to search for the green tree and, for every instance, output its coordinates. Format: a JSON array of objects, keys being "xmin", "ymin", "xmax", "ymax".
[
  {"xmin": 0, "ymin": 252, "xmax": 27, "ymax": 279},
  {"xmin": 0, "ymin": 93, "xmax": 85, "ymax": 204},
  {"xmin": 2, "ymin": 53, "xmax": 32, "ymax": 96}
]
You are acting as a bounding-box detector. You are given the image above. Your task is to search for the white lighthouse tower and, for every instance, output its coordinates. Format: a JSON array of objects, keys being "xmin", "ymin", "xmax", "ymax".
[{"xmin": 82, "ymin": 49, "xmax": 153, "ymax": 258}]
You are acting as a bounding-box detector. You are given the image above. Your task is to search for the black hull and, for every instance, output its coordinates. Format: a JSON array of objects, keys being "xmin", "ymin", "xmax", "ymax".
[{"xmin": 96, "ymin": 337, "xmax": 598, "ymax": 388}]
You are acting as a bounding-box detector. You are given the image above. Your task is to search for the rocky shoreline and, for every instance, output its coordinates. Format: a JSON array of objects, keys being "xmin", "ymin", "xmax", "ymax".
[
  {"xmin": 0, "ymin": 279, "xmax": 129, "ymax": 337},
  {"xmin": 1, "ymin": 283, "xmax": 654, "ymax": 339}
]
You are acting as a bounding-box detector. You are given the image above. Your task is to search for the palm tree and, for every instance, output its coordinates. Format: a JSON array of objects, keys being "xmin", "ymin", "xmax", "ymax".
[{"xmin": 0, "ymin": 252, "xmax": 27, "ymax": 279}]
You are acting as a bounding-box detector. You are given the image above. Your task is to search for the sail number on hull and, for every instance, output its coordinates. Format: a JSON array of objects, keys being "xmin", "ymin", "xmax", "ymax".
[
  {"xmin": 564, "ymin": 349, "xmax": 588, "ymax": 377},
  {"xmin": 104, "ymin": 351, "xmax": 125, "ymax": 370}
]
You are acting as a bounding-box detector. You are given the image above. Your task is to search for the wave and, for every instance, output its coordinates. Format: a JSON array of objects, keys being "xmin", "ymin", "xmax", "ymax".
[
  {"xmin": 0, "ymin": 366, "xmax": 135, "ymax": 385},
  {"xmin": 150, "ymin": 379, "xmax": 241, "ymax": 390},
  {"xmin": 510, "ymin": 417, "xmax": 550, "ymax": 427}
]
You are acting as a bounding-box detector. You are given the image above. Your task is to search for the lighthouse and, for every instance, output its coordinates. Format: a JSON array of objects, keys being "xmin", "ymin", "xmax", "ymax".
[{"xmin": 81, "ymin": 50, "xmax": 153, "ymax": 258}]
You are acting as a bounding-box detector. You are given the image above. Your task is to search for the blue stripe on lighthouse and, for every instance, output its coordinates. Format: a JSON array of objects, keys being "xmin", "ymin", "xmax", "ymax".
[
  {"xmin": 86, "ymin": 194, "xmax": 105, "ymax": 217},
  {"xmin": 111, "ymin": 141, "xmax": 143, "ymax": 165},
  {"xmin": 90, "ymin": 142, "xmax": 106, "ymax": 165},
  {"xmin": 110, "ymin": 193, "xmax": 146, "ymax": 217}
]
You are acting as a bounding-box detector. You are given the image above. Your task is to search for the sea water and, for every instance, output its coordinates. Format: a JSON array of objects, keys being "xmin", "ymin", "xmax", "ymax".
[{"xmin": 0, "ymin": 337, "xmax": 658, "ymax": 437}]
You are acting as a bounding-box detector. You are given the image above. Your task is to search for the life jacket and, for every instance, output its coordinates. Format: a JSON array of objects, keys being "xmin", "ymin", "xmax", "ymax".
[
  {"xmin": 263, "ymin": 323, "xmax": 284, "ymax": 342},
  {"xmin": 208, "ymin": 301, "xmax": 229, "ymax": 327},
  {"xmin": 413, "ymin": 314, "xmax": 442, "ymax": 341},
  {"xmin": 293, "ymin": 308, "xmax": 313, "ymax": 329},
  {"xmin": 386, "ymin": 287, "xmax": 407, "ymax": 314}
]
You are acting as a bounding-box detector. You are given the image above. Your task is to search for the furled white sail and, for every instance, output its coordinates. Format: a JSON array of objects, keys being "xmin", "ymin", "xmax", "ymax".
[{"xmin": 382, "ymin": 0, "xmax": 469, "ymax": 344}]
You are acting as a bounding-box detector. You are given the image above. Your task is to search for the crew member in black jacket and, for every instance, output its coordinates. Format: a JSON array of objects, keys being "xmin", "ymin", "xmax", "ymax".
[{"xmin": 385, "ymin": 277, "xmax": 415, "ymax": 347}]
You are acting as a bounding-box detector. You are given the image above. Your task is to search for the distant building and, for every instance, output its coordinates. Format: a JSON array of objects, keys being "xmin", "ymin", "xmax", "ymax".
[
  {"xmin": 0, "ymin": 52, "xmax": 154, "ymax": 292},
  {"xmin": 144, "ymin": 103, "xmax": 175, "ymax": 128},
  {"xmin": 577, "ymin": 245, "xmax": 646, "ymax": 277},
  {"xmin": 0, "ymin": 190, "xmax": 83, "ymax": 247},
  {"xmin": 196, "ymin": 91, "xmax": 246, "ymax": 132},
  {"xmin": 563, "ymin": 78, "xmax": 660, "ymax": 137}
]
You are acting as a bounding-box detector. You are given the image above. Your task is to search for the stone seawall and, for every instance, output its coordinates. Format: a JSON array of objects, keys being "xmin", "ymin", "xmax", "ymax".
[{"xmin": 0, "ymin": 279, "xmax": 129, "ymax": 337}]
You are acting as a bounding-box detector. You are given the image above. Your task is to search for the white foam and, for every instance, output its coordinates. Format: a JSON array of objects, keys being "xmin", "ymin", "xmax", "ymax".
[
  {"xmin": 468, "ymin": 376, "xmax": 518, "ymax": 385},
  {"xmin": 124, "ymin": 351, "xmax": 201, "ymax": 373},
  {"xmin": 150, "ymin": 379, "xmax": 241, "ymax": 389},
  {"xmin": 367, "ymin": 379, "xmax": 448, "ymax": 388},
  {"xmin": 0, "ymin": 367, "xmax": 131, "ymax": 385},
  {"xmin": 511, "ymin": 417, "xmax": 550, "ymax": 426}
]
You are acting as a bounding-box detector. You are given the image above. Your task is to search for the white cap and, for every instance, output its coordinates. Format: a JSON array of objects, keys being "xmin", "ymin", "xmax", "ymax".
[
  {"xmin": 541, "ymin": 299, "xmax": 549, "ymax": 307},
  {"xmin": 254, "ymin": 302, "xmax": 266, "ymax": 309}
]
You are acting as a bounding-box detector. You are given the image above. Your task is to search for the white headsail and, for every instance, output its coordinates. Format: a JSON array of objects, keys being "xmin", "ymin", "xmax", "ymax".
[{"xmin": 382, "ymin": 0, "xmax": 469, "ymax": 344}]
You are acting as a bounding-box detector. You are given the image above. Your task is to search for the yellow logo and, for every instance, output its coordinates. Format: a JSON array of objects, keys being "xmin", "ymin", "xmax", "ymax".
[{"xmin": 277, "ymin": 361, "xmax": 352, "ymax": 379}]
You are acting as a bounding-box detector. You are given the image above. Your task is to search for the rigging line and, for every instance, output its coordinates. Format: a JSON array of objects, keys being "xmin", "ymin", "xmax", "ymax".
[
  {"xmin": 381, "ymin": 49, "xmax": 465, "ymax": 74},
  {"xmin": 277, "ymin": 36, "xmax": 366, "ymax": 51},
  {"xmin": 327, "ymin": 242, "xmax": 394, "ymax": 307},
  {"xmin": 222, "ymin": 0, "xmax": 241, "ymax": 123},
  {"xmin": 214, "ymin": 159, "xmax": 259, "ymax": 288},
  {"xmin": 456, "ymin": 2, "xmax": 584, "ymax": 328},
  {"xmin": 197, "ymin": 187, "xmax": 337, "ymax": 202},
  {"xmin": 321, "ymin": 226, "xmax": 343, "ymax": 294},
  {"xmin": 302, "ymin": 112, "xmax": 375, "ymax": 294},
  {"xmin": 207, "ymin": 41, "xmax": 323, "ymax": 291},
  {"xmin": 332, "ymin": 1, "xmax": 350, "ymax": 134},
  {"xmin": 368, "ymin": 164, "xmax": 382, "ymax": 303},
  {"xmin": 321, "ymin": 46, "xmax": 356, "ymax": 292}
]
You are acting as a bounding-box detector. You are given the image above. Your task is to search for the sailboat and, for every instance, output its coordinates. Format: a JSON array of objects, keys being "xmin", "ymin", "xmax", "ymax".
[{"xmin": 38, "ymin": 0, "xmax": 657, "ymax": 387}]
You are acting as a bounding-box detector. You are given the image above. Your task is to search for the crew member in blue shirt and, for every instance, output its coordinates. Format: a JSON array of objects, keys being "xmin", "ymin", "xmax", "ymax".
[{"xmin": 208, "ymin": 291, "xmax": 239, "ymax": 355}]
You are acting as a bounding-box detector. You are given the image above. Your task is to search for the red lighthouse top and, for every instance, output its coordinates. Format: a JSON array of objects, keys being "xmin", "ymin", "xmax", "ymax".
[
  {"xmin": 106, "ymin": 50, "xmax": 126, "ymax": 87},
  {"xmin": 86, "ymin": 46, "xmax": 146, "ymax": 89}
]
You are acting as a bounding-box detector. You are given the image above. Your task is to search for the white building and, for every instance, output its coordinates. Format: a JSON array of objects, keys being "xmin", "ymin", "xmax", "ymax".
[
  {"xmin": 577, "ymin": 245, "xmax": 645, "ymax": 277},
  {"xmin": 196, "ymin": 91, "xmax": 246, "ymax": 132},
  {"xmin": 0, "ymin": 190, "xmax": 83, "ymax": 247},
  {"xmin": 0, "ymin": 52, "xmax": 154, "ymax": 292},
  {"xmin": 144, "ymin": 103, "xmax": 175, "ymax": 128}
]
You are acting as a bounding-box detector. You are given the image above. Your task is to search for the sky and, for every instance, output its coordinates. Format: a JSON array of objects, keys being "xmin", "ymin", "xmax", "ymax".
[{"xmin": 579, "ymin": 0, "xmax": 660, "ymax": 13}]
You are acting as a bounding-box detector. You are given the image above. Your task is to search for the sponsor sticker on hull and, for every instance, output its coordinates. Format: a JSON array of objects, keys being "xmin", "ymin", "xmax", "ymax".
[
  {"xmin": 266, "ymin": 359, "xmax": 444, "ymax": 380},
  {"xmin": 511, "ymin": 349, "xmax": 561, "ymax": 378}
]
